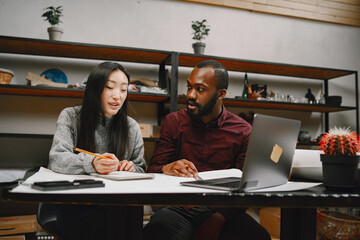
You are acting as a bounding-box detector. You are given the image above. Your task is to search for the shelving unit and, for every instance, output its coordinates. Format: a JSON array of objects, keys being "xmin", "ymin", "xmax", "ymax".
[
  {"xmin": 0, "ymin": 35, "xmax": 177, "ymax": 112},
  {"xmin": 0, "ymin": 35, "xmax": 358, "ymax": 135},
  {"xmin": 176, "ymin": 53, "xmax": 359, "ymax": 134}
]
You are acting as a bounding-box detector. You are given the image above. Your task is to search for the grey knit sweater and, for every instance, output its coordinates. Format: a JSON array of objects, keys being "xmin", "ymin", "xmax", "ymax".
[{"xmin": 48, "ymin": 106, "xmax": 146, "ymax": 174}]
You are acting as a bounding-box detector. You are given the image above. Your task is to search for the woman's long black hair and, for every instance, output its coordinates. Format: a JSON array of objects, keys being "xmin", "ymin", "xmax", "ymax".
[{"xmin": 77, "ymin": 62, "xmax": 130, "ymax": 159}]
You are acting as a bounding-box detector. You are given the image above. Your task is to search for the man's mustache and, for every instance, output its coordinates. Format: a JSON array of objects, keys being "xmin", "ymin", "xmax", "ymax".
[{"xmin": 186, "ymin": 99, "xmax": 200, "ymax": 107}]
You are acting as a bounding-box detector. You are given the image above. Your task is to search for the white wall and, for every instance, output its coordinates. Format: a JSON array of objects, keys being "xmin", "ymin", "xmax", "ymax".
[{"xmin": 0, "ymin": 0, "xmax": 359, "ymax": 141}]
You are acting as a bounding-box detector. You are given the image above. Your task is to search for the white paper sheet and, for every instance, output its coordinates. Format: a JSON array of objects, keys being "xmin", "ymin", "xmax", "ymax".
[
  {"xmin": 250, "ymin": 181, "xmax": 322, "ymax": 192},
  {"xmin": 90, "ymin": 171, "xmax": 154, "ymax": 181},
  {"xmin": 11, "ymin": 167, "xmax": 321, "ymax": 194}
]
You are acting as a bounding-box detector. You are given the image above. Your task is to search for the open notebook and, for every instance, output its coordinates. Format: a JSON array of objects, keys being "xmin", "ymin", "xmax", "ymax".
[
  {"xmin": 91, "ymin": 171, "xmax": 154, "ymax": 181},
  {"xmin": 181, "ymin": 114, "xmax": 301, "ymax": 192}
]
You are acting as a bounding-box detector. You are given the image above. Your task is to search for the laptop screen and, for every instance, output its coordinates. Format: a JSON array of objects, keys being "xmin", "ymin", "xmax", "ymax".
[{"xmin": 239, "ymin": 114, "xmax": 301, "ymax": 191}]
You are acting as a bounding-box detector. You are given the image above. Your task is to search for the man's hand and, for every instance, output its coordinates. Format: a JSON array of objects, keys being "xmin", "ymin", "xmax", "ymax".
[
  {"xmin": 161, "ymin": 159, "xmax": 199, "ymax": 179},
  {"xmin": 193, "ymin": 212, "xmax": 226, "ymax": 240},
  {"xmin": 92, "ymin": 153, "xmax": 119, "ymax": 174},
  {"xmin": 118, "ymin": 160, "xmax": 135, "ymax": 172}
]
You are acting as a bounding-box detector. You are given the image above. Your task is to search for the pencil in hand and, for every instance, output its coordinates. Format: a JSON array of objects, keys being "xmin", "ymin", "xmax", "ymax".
[{"xmin": 73, "ymin": 147, "xmax": 113, "ymax": 160}]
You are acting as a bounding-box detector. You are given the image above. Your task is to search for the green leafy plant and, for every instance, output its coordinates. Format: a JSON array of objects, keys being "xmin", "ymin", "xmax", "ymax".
[
  {"xmin": 41, "ymin": 6, "xmax": 63, "ymax": 26},
  {"xmin": 319, "ymin": 127, "xmax": 359, "ymax": 155},
  {"xmin": 191, "ymin": 19, "xmax": 210, "ymax": 42}
]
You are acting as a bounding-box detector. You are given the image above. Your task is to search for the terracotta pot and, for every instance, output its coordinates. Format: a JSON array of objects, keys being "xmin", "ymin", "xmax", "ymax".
[{"xmin": 320, "ymin": 154, "xmax": 359, "ymax": 190}]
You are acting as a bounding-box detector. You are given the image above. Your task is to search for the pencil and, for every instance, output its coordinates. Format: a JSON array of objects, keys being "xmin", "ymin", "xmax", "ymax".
[
  {"xmin": 184, "ymin": 164, "xmax": 203, "ymax": 181},
  {"xmin": 73, "ymin": 147, "xmax": 113, "ymax": 160}
]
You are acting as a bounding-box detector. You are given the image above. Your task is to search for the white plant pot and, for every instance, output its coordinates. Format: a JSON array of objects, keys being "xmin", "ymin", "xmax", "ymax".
[
  {"xmin": 192, "ymin": 42, "xmax": 206, "ymax": 55},
  {"xmin": 47, "ymin": 26, "xmax": 63, "ymax": 41}
]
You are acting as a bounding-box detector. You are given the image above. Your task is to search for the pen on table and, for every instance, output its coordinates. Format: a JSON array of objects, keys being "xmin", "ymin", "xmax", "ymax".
[
  {"xmin": 185, "ymin": 164, "xmax": 204, "ymax": 181},
  {"xmin": 73, "ymin": 147, "xmax": 113, "ymax": 160}
]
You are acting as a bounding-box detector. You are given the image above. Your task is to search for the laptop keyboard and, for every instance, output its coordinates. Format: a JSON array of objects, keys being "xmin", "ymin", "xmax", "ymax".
[
  {"xmin": 211, "ymin": 180, "xmax": 241, "ymax": 188},
  {"xmin": 200, "ymin": 177, "xmax": 242, "ymax": 188}
]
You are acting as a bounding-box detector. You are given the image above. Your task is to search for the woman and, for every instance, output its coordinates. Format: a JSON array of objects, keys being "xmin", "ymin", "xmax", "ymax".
[{"xmin": 48, "ymin": 62, "xmax": 145, "ymax": 240}]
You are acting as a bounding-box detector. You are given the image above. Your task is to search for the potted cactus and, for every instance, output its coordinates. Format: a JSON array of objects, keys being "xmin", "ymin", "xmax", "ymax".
[
  {"xmin": 319, "ymin": 127, "xmax": 360, "ymax": 190},
  {"xmin": 191, "ymin": 19, "xmax": 210, "ymax": 55}
]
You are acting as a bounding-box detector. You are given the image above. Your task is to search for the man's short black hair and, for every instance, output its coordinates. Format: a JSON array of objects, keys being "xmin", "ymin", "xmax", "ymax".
[{"xmin": 196, "ymin": 60, "xmax": 229, "ymax": 90}]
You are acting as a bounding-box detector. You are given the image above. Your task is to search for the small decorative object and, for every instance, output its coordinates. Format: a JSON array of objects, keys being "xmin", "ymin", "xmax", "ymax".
[
  {"xmin": 41, "ymin": 6, "xmax": 64, "ymax": 41},
  {"xmin": 317, "ymin": 209, "xmax": 360, "ymax": 240},
  {"xmin": 248, "ymin": 89, "xmax": 264, "ymax": 100},
  {"xmin": 191, "ymin": 19, "xmax": 210, "ymax": 54},
  {"xmin": 247, "ymin": 83, "xmax": 266, "ymax": 99},
  {"xmin": 318, "ymin": 127, "xmax": 360, "ymax": 190},
  {"xmin": 248, "ymin": 92, "xmax": 261, "ymax": 99},
  {"xmin": 318, "ymin": 92, "xmax": 326, "ymax": 104},
  {"xmin": 305, "ymin": 88, "xmax": 315, "ymax": 104},
  {"xmin": 40, "ymin": 68, "xmax": 68, "ymax": 84},
  {"xmin": 26, "ymin": 72, "xmax": 68, "ymax": 88},
  {"xmin": 251, "ymin": 84, "xmax": 267, "ymax": 98},
  {"xmin": 130, "ymin": 77, "xmax": 158, "ymax": 88},
  {"xmin": 325, "ymin": 95, "xmax": 342, "ymax": 106},
  {"xmin": 298, "ymin": 130, "xmax": 311, "ymax": 144},
  {"xmin": 0, "ymin": 68, "xmax": 14, "ymax": 84},
  {"xmin": 241, "ymin": 73, "xmax": 249, "ymax": 99}
]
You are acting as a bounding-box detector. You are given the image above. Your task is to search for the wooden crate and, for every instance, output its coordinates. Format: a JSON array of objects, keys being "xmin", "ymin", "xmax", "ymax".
[{"xmin": 0, "ymin": 215, "xmax": 37, "ymax": 236}]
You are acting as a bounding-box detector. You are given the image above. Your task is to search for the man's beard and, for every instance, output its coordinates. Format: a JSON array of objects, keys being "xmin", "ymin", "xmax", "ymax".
[{"xmin": 187, "ymin": 92, "xmax": 218, "ymax": 120}]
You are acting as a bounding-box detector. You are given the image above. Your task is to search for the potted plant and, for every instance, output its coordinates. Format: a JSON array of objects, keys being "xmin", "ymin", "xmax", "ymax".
[
  {"xmin": 41, "ymin": 6, "xmax": 64, "ymax": 41},
  {"xmin": 191, "ymin": 19, "xmax": 210, "ymax": 55},
  {"xmin": 319, "ymin": 127, "xmax": 360, "ymax": 190}
]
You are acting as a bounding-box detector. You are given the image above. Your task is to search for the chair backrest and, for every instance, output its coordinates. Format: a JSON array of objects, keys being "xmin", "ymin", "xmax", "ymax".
[{"xmin": 37, "ymin": 203, "xmax": 61, "ymax": 237}]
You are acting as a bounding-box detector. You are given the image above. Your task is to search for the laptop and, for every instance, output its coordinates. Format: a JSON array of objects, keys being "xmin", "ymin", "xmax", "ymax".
[{"xmin": 180, "ymin": 114, "xmax": 301, "ymax": 192}]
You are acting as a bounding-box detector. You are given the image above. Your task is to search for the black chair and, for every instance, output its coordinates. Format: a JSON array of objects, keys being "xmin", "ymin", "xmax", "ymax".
[{"xmin": 37, "ymin": 203, "xmax": 63, "ymax": 239}]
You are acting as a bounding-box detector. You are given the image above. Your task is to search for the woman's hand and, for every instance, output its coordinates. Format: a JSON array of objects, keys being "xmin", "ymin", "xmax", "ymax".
[
  {"xmin": 161, "ymin": 159, "xmax": 199, "ymax": 179},
  {"xmin": 92, "ymin": 153, "xmax": 120, "ymax": 174},
  {"xmin": 118, "ymin": 160, "xmax": 135, "ymax": 172}
]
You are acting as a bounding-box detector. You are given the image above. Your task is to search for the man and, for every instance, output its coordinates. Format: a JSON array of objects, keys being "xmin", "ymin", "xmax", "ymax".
[{"xmin": 144, "ymin": 60, "xmax": 270, "ymax": 240}]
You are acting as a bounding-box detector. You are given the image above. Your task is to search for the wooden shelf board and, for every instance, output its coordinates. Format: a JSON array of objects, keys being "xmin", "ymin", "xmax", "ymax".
[
  {"xmin": 1, "ymin": 36, "xmax": 355, "ymax": 81},
  {"xmin": 177, "ymin": 96, "xmax": 355, "ymax": 113},
  {"xmin": 0, "ymin": 36, "xmax": 171, "ymax": 65},
  {"xmin": 0, "ymin": 85, "xmax": 84, "ymax": 98},
  {"xmin": 0, "ymin": 85, "xmax": 169, "ymax": 103},
  {"xmin": 178, "ymin": 53, "xmax": 355, "ymax": 80}
]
